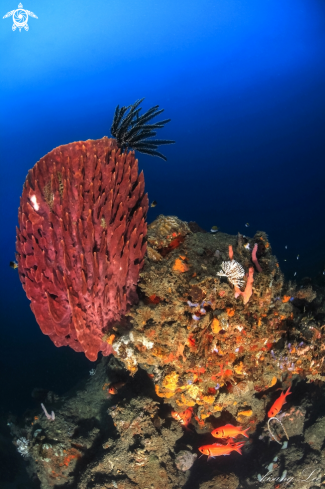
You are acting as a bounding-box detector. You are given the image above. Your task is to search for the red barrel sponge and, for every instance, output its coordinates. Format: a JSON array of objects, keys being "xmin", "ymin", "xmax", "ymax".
[{"xmin": 16, "ymin": 137, "xmax": 148, "ymax": 361}]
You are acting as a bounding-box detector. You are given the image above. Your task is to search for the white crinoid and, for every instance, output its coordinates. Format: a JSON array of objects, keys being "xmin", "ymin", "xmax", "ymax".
[{"xmin": 217, "ymin": 260, "xmax": 245, "ymax": 289}]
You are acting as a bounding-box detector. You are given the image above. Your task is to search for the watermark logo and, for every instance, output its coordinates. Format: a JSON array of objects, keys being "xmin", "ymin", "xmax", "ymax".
[
  {"xmin": 258, "ymin": 468, "xmax": 320, "ymax": 487},
  {"xmin": 3, "ymin": 3, "xmax": 38, "ymax": 32}
]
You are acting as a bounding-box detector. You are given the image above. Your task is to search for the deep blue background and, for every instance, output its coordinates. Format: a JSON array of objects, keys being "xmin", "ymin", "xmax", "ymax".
[{"xmin": 1, "ymin": 0, "xmax": 325, "ymax": 415}]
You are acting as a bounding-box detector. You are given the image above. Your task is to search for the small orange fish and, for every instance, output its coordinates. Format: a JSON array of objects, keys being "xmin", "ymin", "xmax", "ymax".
[
  {"xmin": 268, "ymin": 386, "xmax": 292, "ymax": 417},
  {"xmin": 171, "ymin": 407, "xmax": 193, "ymax": 427},
  {"xmin": 237, "ymin": 410, "xmax": 253, "ymax": 417},
  {"xmin": 108, "ymin": 381, "xmax": 126, "ymax": 395},
  {"xmin": 198, "ymin": 441, "xmax": 245, "ymax": 459},
  {"xmin": 211, "ymin": 424, "xmax": 249, "ymax": 439}
]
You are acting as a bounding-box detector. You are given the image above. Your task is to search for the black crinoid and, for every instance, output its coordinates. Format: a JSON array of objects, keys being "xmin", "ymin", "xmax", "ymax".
[{"xmin": 111, "ymin": 98, "xmax": 175, "ymax": 161}]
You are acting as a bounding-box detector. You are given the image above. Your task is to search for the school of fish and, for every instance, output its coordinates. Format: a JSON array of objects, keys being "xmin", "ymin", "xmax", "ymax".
[{"xmin": 172, "ymin": 386, "xmax": 292, "ymax": 460}]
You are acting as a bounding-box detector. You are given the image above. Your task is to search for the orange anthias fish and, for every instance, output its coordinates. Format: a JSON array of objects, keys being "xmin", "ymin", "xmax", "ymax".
[
  {"xmin": 268, "ymin": 386, "xmax": 292, "ymax": 417},
  {"xmin": 108, "ymin": 382, "xmax": 126, "ymax": 395},
  {"xmin": 171, "ymin": 407, "xmax": 193, "ymax": 428},
  {"xmin": 211, "ymin": 424, "xmax": 249, "ymax": 439},
  {"xmin": 199, "ymin": 441, "xmax": 245, "ymax": 459}
]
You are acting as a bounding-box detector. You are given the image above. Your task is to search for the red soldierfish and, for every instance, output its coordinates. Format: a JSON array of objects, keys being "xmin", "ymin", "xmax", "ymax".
[
  {"xmin": 171, "ymin": 407, "xmax": 193, "ymax": 427},
  {"xmin": 108, "ymin": 382, "xmax": 126, "ymax": 395},
  {"xmin": 198, "ymin": 441, "xmax": 245, "ymax": 459},
  {"xmin": 211, "ymin": 424, "xmax": 249, "ymax": 439},
  {"xmin": 268, "ymin": 386, "xmax": 292, "ymax": 417}
]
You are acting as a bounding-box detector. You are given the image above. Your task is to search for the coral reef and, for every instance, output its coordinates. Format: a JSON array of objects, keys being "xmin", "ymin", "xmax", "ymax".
[
  {"xmin": 8, "ymin": 212, "xmax": 325, "ymax": 489},
  {"xmin": 111, "ymin": 216, "xmax": 325, "ymax": 430},
  {"xmin": 16, "ymin": 137, "xmax": 148, "ymax": 361},
  {"xmin": 112, "ymin": 219, "xmax": 287, "ymax": 424},
  {"xmin": 6, "ymin": 347, "xmax": 325, "ymax": 489},
  {"xmin": 7, "ymin": 357, "xmax": 192, "ymax": 489}
]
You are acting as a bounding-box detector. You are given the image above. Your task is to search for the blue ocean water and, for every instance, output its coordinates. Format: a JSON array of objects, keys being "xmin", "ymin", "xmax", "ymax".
[{"xmin": 0, "ymin": 0, "xmax": 324, "ymax": 452}]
